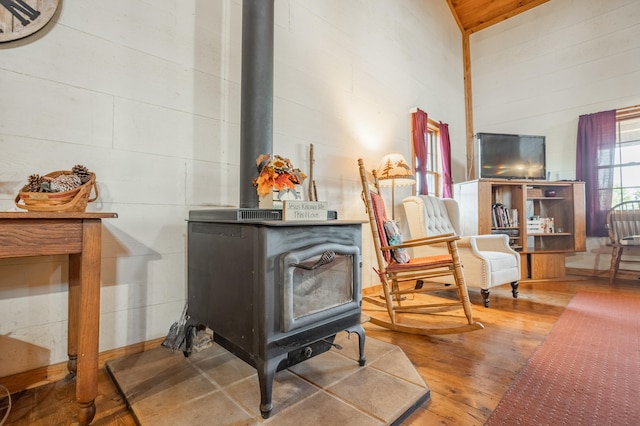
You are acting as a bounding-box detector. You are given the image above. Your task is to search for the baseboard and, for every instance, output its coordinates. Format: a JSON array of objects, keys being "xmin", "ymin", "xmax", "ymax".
[
  {"xmin": 566, "ymin": 267, "xmax": 605, "ymax": 278},
  {"xmin": 566, "ymin": 267, "xmax": 640, "ymax": 281},
  {"xmin": 365, "ymin": 269, "xmax": 640, "ymax": 289},
  {"xmin": 0, "ymin": 337, "xmax": 165, "ymax": 394}
]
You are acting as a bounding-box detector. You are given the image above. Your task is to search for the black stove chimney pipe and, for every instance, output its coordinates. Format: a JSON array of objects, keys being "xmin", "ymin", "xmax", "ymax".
[{"xmin": 239, "ymin": 0, "xmax": 275, "ymax": 208}]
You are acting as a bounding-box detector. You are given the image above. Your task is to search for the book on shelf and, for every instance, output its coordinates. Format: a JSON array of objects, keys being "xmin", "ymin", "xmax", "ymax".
[
  {"xmin": 492, "ymin": 204, "xmax": 518, "ymax": 228},
  {"xmin": 491, "ymin": 228, "xmax": 519, "ymax": 236}
]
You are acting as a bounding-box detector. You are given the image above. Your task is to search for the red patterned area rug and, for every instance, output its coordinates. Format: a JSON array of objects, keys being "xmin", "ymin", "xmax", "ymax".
[{"xmin": 486, "ymin": 292, "xmax": 640, "ymax": 425}]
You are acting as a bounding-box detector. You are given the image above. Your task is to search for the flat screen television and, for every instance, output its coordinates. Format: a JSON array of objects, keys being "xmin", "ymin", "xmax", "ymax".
[{"xmin": 476, "ymin": 132, "xmax": 546, "ymax": 180}]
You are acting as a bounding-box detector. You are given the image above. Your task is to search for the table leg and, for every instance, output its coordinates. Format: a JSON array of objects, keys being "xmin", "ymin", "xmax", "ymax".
[
  {"xmin": 68, "ymin": 257, "xmax": 80, "ymax": 377},
  {"xmin": 71, "ymin": 219, "xmax": 102, "ymax": 425}
]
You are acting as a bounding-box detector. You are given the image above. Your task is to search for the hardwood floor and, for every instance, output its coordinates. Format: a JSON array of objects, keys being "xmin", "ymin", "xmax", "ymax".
[{"xmin": 2, "ymin": 276, "xmax": 638, "ymax": 425}]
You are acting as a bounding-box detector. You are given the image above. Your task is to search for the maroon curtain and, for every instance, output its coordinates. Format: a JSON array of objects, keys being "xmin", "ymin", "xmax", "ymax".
[
  {"xmin": 440, "ymin": 122, "xmax": 453, "ymax": 198},
  {"xmin": 411, "ymin": 109, "xmax": 429, "ymax": 195},
  {"xmin": 576, "ymin": 110, "xmax": 616, "ymax": 237}
]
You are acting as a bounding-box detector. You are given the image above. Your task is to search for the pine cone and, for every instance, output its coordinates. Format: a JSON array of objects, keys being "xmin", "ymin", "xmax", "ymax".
[
  {"xmin": 25, "ymin": 174, "xmax": 43, "ymax": 192},
  {"xmin": 49, "ymin": 174, "xmax": 82, "ymax": 192},
  {"xmin": 72, "ymin": 164, "xmax": 92, "ymax": 184}
]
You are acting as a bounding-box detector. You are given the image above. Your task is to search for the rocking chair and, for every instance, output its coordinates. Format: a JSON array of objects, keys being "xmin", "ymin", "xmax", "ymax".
[{"xmin": 358, "ymin": 158, "xmax": 484, "ymax": 335}]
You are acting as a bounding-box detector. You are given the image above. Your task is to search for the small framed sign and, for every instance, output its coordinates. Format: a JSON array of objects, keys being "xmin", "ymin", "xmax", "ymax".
[{"xmin": 282, "ymin": 201, "xmax": 329, "ymax": 221}]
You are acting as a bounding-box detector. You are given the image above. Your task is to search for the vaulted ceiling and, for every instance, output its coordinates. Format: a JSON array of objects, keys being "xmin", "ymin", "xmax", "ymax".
[
  {"xmin": 446, "ymin": 0, "xmax": 550, "ymax": 34},
  {"xmin": 446, "ymin": 0, "xmax": 552, "ymax": 177}
]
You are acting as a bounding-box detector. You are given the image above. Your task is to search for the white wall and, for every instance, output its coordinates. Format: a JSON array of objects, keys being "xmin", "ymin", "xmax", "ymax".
[
  {"xmin": 0, "ymin": 0, "xmax": 464, "ymax": 376},
  {"xmin": 470, "ymin": 0, "xmax": 640, "ymax": 272}
]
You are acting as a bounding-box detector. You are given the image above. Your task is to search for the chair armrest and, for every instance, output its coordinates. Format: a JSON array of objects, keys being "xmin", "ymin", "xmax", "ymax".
[
  {"xmin": 382, "ymin": 233, "xmax": 459, "ymax": 252},
  {"xmin": 458, "ymin": 234, "xmax": 516, "ymax": 253},
  {"xmin": 403, "ymin": 233, "xmax": 458, "ymax": 247},
  {"xmin": 455, "ymin": 234, "xmax": 521, "ymax": 287}
]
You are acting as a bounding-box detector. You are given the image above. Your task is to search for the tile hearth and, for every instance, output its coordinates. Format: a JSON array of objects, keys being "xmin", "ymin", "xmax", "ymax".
[{"xmin": 106, "ymin": 331, "xmax": 429, "ymax": 425}]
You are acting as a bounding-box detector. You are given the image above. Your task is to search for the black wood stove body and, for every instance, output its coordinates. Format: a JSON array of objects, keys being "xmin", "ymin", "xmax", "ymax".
[{"xmin": 187, "ymin": 209, "xmax": 366, "ymax": 417}]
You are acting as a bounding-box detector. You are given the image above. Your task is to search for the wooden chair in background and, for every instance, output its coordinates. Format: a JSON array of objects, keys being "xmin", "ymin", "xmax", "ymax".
[
  {"xmin": 358, "ymin": 158, "xmax": 484, "ymax": 335},
  {"xmin": 606, "ymin": 200, "xmax": 640, "ymax": 283}
]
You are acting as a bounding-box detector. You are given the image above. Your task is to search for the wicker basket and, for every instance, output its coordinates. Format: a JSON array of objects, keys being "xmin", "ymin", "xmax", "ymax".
[{"xmin": 14, "ymin": 171, "xmax": 98, "ymax": 212}]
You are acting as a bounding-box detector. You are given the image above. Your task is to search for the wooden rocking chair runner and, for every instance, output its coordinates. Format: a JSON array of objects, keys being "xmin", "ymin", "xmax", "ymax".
[
  {"xmin": 606, "ymin": 200, "xmax": 640, "ymax": 283},
  {"xmin": 358, "ymin": 158, "xmax": 483, "ymax": 335}
]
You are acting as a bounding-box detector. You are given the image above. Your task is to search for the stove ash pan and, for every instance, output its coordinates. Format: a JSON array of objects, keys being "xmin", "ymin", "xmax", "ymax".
[{"xmin": 186, "ymin": 218, "xmax": 366, "ymax": 417}]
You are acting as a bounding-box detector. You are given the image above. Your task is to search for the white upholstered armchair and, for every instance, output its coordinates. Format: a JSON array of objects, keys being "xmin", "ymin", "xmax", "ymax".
[{"xmin": 402, "ymin": 195, "xmax": 520, "ymax": 307}]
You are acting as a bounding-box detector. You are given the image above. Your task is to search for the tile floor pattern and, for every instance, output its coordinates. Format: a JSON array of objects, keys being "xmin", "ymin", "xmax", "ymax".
[{"xmin": 106, "ymin": 331, "xmax": 429, "ymax": 425}]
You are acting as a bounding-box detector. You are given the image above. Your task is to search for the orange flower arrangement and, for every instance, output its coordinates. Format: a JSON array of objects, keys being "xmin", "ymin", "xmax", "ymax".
[{"xmin": 253, "ymin": 154, "xmax": 307, "ymax": 197}]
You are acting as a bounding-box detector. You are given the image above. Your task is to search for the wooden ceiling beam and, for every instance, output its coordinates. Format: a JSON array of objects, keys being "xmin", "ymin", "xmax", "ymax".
[
  {"xmin": 446, "ymin": 0, "xmax": 465, "ymax": 33},
  {"xmin": 451, "ymin": 0, "xmax": 551, "ymax": 35}
]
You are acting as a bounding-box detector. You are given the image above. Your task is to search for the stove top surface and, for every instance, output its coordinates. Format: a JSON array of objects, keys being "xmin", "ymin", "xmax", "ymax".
[{"xmin": 188, "ymin": 208, "xmax": 340, "ymax": 223}]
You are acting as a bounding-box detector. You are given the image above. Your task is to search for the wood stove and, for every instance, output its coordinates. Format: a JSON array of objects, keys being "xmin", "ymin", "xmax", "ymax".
[
  {"xmin": 187, "ymin": 209, "xmax": 366, "ymax": 418},
  {"xmin": 185, "ymin": 3, "xmax": 366, "ymax": 418}
]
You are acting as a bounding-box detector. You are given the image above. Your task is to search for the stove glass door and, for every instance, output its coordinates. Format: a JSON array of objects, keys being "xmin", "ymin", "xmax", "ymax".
[{"xmin": 281, "ymin": 243, "xmax": 360, "ymax": 332}]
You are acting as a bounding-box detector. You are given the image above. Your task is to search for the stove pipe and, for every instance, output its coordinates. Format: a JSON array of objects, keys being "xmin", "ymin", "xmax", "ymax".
[{"xmin": 239, "ymin": 0, "xmax": 275, "ymax": 208}]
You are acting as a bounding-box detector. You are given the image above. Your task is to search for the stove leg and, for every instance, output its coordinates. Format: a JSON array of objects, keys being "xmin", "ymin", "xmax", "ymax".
[
  {"xmin": 257, "ymin": 353, "xmax": 287, "ymax": 419},
  {"xmin": 346, "ymin": 324, "xmax": 367, "ymax": 366}
]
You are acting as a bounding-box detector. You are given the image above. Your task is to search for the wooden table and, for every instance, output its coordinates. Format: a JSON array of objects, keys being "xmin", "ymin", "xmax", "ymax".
[{"xmin": 0, "ymin": 212, "xmax": 117, "ymax": 425}]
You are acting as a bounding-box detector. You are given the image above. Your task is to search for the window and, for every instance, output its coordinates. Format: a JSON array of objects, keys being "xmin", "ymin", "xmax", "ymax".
[
  {"xmin": 612, "ymin": 114, "xmax": 640, "ymax": 206},
  {"xmin": 414, "ymin": 118, "xmax": 442, "ymax": 196}
]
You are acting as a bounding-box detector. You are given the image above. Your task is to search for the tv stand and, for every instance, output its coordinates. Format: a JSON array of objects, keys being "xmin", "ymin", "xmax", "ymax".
[{"xmin": 455, "ymin": 179, "xmax": 586, "ymax": 281}]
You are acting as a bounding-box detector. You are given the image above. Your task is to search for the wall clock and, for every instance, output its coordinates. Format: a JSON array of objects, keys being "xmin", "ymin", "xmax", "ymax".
[{"xmin": 0, "ymin": 0, "xmax": 60, "ymax": 43}]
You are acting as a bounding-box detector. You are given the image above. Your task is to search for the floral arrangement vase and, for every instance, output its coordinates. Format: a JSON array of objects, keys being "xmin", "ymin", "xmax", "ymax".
[
  {"xmin": 259, "ymin": 184, "xmax": 303, "ymax": 209},
  {"xmin": 253, "ymin": 154, "xmax": 306, "ymax": 209}
]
